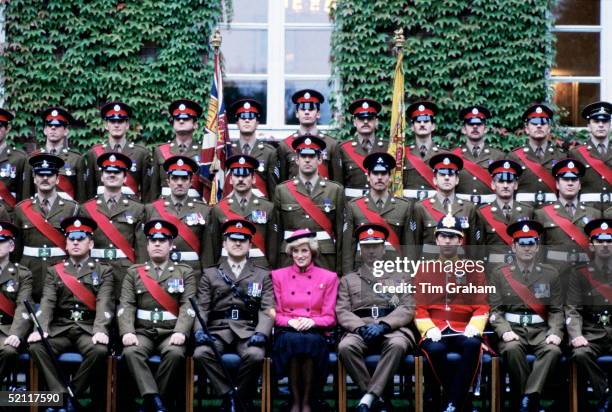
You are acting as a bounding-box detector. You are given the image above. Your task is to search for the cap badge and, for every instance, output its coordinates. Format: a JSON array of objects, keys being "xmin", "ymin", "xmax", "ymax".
[
  {"xmin": 177, "ymin": 159, "xmax": 184, "ymax": 166},
  {"xmin": 503, "ymin": 161, "xmax": 510, "ymax": 169},
  {"xmin": 74, "ymin": 220, "xmax": 82, "ymax": 227},
  {"xmin": 42, "ymin": 160, "xmax": 49, "ymax": 168},
  {"xmin": 472, "ymin": 108, "xmax": 479, "ymax": 114},
  {"xmin": 362, "ymin": 102, "xmax": 369, "ymax": 109},
  {"xmin": 51, "ymin": 110, "xmax": 58, "ymax": 117},
  {"xmin": 178, "ymin": 104, "xmax": 186, "ymax": 111},
  {"xmin": 238, "ymin": 157, "xmax": 246, "ymax": 165},
  {"xmin": 0, "ymin": 225, "xmax": 3, "ymax": 231},
  {"xmin": 377, "ymin": 157, "xmax": 383, "ymax": 163},
  {"xmin": 154, "ymin": 222, "xmax": 162, "ymax": 230},
  {"xmin": 304, "ymin": 138, "xmax": 312, "ymax": 145},
  {"xmin": 236, "ymin": 222, "xmax": 243, "ymax": 229},
  {"xmin": 443, "ymin": 157, "xmax": 450, "ymax": 165},
  {"xmin": 304, "ymin": 92, "xmax": 311, "ymax": 99},
  {"xmin": 244, "ymin": 102, "xmax": 251, "ymax": 109},
  {"xmin": 109, "ymin": 155, "xmax": 116, "ymax": 162},
  {"xmin": 113, "ymin": 104, "xmax": 121, "ymax": 112},
  {"xmin": 567, "ymin": 161, "xmax": 575, "ymax": 169},
  {"xmin": 522, "ymin": 224, "xmax": 529, "ymax": 232},
  {"xmin": 418, "ymin": 104, "xmax": 425, "ymax": 111},
  {"xmin": 602, "ymin": 222, "xmax": 609, "ymax": 230},
  {"xmin": 535, "ymin": 106, "xmax": 543, "ymax": 114},
  {"xmin": 367, "ymin": 228, "xmax": 374, "ymax": 235},
  {"xmin": 442, "ymin": 215, "xmax": 456, "ymax": 228}
]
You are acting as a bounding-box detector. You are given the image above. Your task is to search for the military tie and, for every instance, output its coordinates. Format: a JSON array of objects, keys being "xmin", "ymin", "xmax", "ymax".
[
  {"xmin": 50, "ymin": 149, "xmax": 57, "ymax": 155},
  {"xmin": 178, "ymin": 144, "xmax": 186, "ymax": 154},
  {"xmin": 598, "ymin": 143, "xmax": 606, "ymax": 156},
  {"xmin": 231, "ymin": 263, "xmax": 241, "ymax": 278},
  {"xmin": 114, "ymin": 144, "xmax": 121, "ymax": 152},
  {"xmin": 305, "ymin": 181, "xmax": 313, "ymax": 195},
  {"xmin": 376, "ymin": 199, "xmax": 384, "ymax": 210},
  {"xmin": 472, "ymin": 145, "xmax": 480, "ymax": 158},
  {"xmin": 41, "ymin": 199, "xmax": 50, "ymax": 216},
  {"xmin": 175, "ymin": 202, "xmax": 183, "ymax": 213},
  {"xmin": 362, "ymin": 139, "xmax": 372, "ymax": 153},
  {"xmin": 419, "ymin": 145, "xmax": 427, "ymax": 158},
  {"xmin": 239, "ymin": 197, "xmax": 247, "ymax": 210},
  {"xmin": 155, "ymin": 266, "xmax": 162, "ymax": 279},
  {"xmin": 74, "ymin": 263, "xmax": 82, "ymax": 273},
  {"xmin": 565, "ymin": 202, "xmax": 575, "ymax": 217},
  {"xmin": 522, "ymin": 269, "xmax": 530, "ymax": 282},
  {"xmin": 107, "ymin": 197, "xmax": 116, "ymax": 211},
  {"xmin": 535, "ymin": 146, "xmax": 544, "ymax": 159},
  {"xmin": 242, "ymin": 143, "xmax": 251, "ymax": 154},
  {"xmin": 502, "ymin": 204, "xmax": 511, "ymax": 222},
  {"xmin": 442, "ymin": 197, "xmax": 450, "ymax": 211}
]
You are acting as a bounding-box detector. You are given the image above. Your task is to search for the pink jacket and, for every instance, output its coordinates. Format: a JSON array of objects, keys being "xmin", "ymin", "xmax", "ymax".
[{"xmin": 271, "ymin": 263, "xmax": 339, "ymax": 328}]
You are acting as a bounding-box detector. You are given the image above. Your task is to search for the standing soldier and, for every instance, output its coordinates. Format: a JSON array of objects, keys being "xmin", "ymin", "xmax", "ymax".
[
  {"xmin": 118, "ymin": 220, "xmax": 196, "ymax": 412},
  {"xmin": 509, "ymin": 103, "xmax": 566, "ymax": 206},
  {"xmin": 337, "ymin": 224, "xmax": 415, "ymax": 412},
  {"xmin": 489, "ymin": 220, "xmax": 564, "ymax": 412},
  {"xmin": 226, "ymin": 98, "xmax": 279, "ymax": 199},
  {"xmin": 13, "ymin": 154, "xmax": 80, "ymax": 301},
  {"xmin": 194, "ymin": 219, "xmax": 274, "ymax": 412},
  {"xmin": 276, "ymin": 89, "xmax": 341, "ymax": 182},
  {"xmin": 453, "ymin": 105, "xmax": 504, "ymax": 205},
  {"xmin": 27, "ymin": 216, "xmax": 114, "ymax": 412},
  {"xmin": 337, "ymin": 98, "xmax": 387, "ymax": 199},
  {"xmin": 476, "ymin": 159, "xmax": 534, "ymax": 267},
  {"xmin": 0, "ymin": 222, "xmax": 32, "ymax": 383},
  {"xmin": 402, "ymin": 101, "xmax": 443, "ymax": 201},
  {"xmin": 148, "ymin": 99, "xmax": 205, "ymax": 202},
  {"xmin": 204, "ymin": 155, "xmax": 278, "ymax": 269},
  {"xmin": 342, "ymin": 152, "xmax": 412, "ymax": 274},
  {"xmin": 274, "ymin": 136, "xmax": 344, "ymax": 273},
  {"xmin": 0, "ymin": 108, "xmax": 29, "ymax": 213},
  {"xmin": 566, "ymin": 218, "xmax": 612, "ymax": 412},
  {"xmin": 145, "ymin": 155, "xmax": 210, "ymax": 278},
  {"xmin": 570, "ymin": 101, "xmax": 612, "ymax": 211},
  {"xmin": 83, "ymin": 101, "xmax": 151, "ymax": 200},
  {"xmin": 80, "ymin": 152, "xmax": 146, "ymax": 300}
]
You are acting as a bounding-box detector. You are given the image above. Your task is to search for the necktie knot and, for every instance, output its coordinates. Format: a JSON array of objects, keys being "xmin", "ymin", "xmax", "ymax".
[
  {"xmin": 376, "ymin": 199, "xmax": 384, "ymax": 209},
  {"xmin": 535, "ymin": 147, "xmax": 544, "ymax": 159},
  {"xmin": 419, "ymin": 145, "xmax": 427, "ymax": 157},
  {"xmin": 242, "ymin": 143, "xmax": 250, "ymax": 154},
  {"xmin": 113, "ymin": 144, "xmax": 121, "ymax": 152},
  {"xmin": 155, "ymin": 267, "xmax": 162, "ymax": 277},
  {"xmin": 239, "ymin": 198, "xmax": 247, "ymax": 209},
  {"xmin": 305, "ymin": 181, "xmax": 313, "ymax": 195},
  {"xmin": 41, "ymin": 199, "xmax": 50, "ymax": 215},
  {"xmin": 175, "ymin": 202, "xmax": 182, "ymax": 212},
  {"xmin": 178, "ymin": 144, "xmax": 186, "ymax": 154},
  {"xmin": 565, "ymin": 202, "xmax": 575, "ymax": 216},
  {"xmin": 442, "ymin": 197, "xmax": 450, "ymax": 210},
  {"xmin": 523, "ymin": 269, "xmax": 530, "ymax": 281},
  {"xmin": 362, "ymin": 139, "xmax": 372, "ymax": 152},
  {"xmin": 598, "ymin": 143, "xmax": 606, "ymax": 155},
  {"xmin": 472, "ymin": 145, "xmax": 480, "ymax": 158}
]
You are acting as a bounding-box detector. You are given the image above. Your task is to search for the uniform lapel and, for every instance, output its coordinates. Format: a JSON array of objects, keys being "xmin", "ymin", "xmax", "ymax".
[
  {"xmin": 220, "ymin": 260, "xmax": 238, "ymax": 282},
  {"xmin": 46, "ymin": 197, "xmax": 66, "ymax": 220},
  {"xmin": 0, "ymin": 263, "xmax": 14, "ymax": 285}
]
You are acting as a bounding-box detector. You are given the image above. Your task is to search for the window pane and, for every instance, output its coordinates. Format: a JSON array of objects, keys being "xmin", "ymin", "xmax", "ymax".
[
  {"xmin": 553, "ymin": 0, "xmax": 599, "ymax": 25},
  {"xmin": 553, "ymin": 32, "xmax": 599, "ymax": 76},
  {"xmin": 225, "ymin": 80, "xmax": 268, "ymax": 124},
  {"xmin": 285, "ymin": 29, "xmax": 331, "ymax": 74},
  {"xmin": 285, "ymin": 0, "xmax": 333, "ymax": 23},
  {"xmin": 231, "ymin": 0, "xmax": 268, "ymax": 23},
  {"xmin": 220, "ymin": 29, "xmax": 267, "ymax": 74},
  {"xmin": 553, "ymin": 82, "xmax": 600, "ymax": 127},
  {"xmin": 284, "ymin": 80, "xmax": 332, "ymax": 125}
]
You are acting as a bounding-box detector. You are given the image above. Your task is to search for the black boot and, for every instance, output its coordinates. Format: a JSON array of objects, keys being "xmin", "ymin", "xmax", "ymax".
[{"xmin": 146, "ymin": 394, "xmax": 167, "ymax": 412}]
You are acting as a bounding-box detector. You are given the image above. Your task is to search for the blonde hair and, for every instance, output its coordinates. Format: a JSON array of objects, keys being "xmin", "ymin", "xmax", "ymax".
[{"xmin": 285, "ymin": 236, "xmax": 319, "ymax": 257}]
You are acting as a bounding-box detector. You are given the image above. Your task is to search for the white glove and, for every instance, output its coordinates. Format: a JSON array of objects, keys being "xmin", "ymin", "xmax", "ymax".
[
  {"xmin": 463, "ymin": 325, "xmax": 481, "ymax": 338},
  {"xmin": 426, "ymin": 327, "xmax": 442, "ymax": 342}
]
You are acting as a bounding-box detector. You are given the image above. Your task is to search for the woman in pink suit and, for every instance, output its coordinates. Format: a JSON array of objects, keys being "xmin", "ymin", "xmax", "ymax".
[{"xmin": 271, "ymin": 229, "xmax": 339, "ymax": 412}]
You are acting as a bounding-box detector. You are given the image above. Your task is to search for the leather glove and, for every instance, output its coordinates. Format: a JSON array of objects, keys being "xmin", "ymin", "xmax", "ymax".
[
  {"xmin": 247, "ymin": 332, "xmax": 267, "ymax": 347},
  {"xmin": 365, "ymin": 322, "xmax": 391, "ymax": 339},
  {"xmin": 356, "ymin": 326, "xmax": 369, "ymax": 340},
  {"xmin": 194, "ymin": 329, "xmax": 216, "ymax": 346}
]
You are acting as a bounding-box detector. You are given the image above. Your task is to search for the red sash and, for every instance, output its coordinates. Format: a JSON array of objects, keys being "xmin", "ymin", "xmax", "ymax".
[
  {"xmin": 500, "ymin": 266, "xmax": 548, "ymax": 319},
  {"xmin": 354, "ymin": 198, "xmax": 401, "ymax": 253},
  {"xmin": 217, "ymin": 199, "xmax": 267, "ymax": 253},
  {"xmin": 21, "ymin": 200, "xmax": 66, "ymax": 249},
  {"xmin": 479, "ymin": 205, "xmax": 513, "ymax": 245},
  {"xmin": 512, "ymin": 149, "xmax": 556, "ymax": 191},
  {"xmin": 83, "ymin": 200, "xmax": 136, "ymax": 262},
  {"xmin": 253, "ymin": 174, "xmax": 268, "ymax": 197},
  {"xmin": 577, "ymin": 266, "xmax": 612, "ymax": 302},
  {"xmin": 451, "ymin": 148, "xmax": 492, "ymax": 187},
  {"xmin": 340, "ymin": 141, "xmax": 367, "ymax": 173},
  {"xmin": 421, "ymin": 199, "xmax": 445, "ymax": 222},
  {"xmin": 286, "ymin": 180, "xmax": 335, "ymax": 240},
  {"xmin": 57, "ymin": 175, "xmax": 75, "ymax": 199},
  {"xmin": 284, "ymin": 135, "xmax": 329, "ymax": 178},
  {"xmin": 152, "ymin": 200, "xmax": 200, "ymax": 252},
  {"xmin": 92, "ymin": 145, "xmax": 139, "ymax": 195},
  {"xmin": 54, "ymin": 263, "xmax": 96, "ymax": 311},
  {"xmin": 136, "ymin": 266, "xmax": 179, "ymax": 316},
  {"xmin": 577, "ymin": 145, "xmax": 612, "ymax": 184},
  {"xmin": 404, "ymin": 147, "xmax": 435, "ymax": 187},
  {"xmin": 0, "ymin": 292, "xmax": 15, "ymax": 317},
  {"xmin": 0, "ymin": 180, "xmax": 16, "ymax": 207},
  {"xmin": 541, "ymin": 205, "xmax": 590, "ymax": 250},
  {"xmin": 158, "ymin": 143, "xmax": 173, "ymax": 160}
]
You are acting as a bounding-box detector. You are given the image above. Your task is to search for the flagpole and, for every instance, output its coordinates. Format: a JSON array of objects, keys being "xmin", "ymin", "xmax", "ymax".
[
  {"xmin": 208, "ymin": 29, "xmax": 222, "ymax": 204},
  {"xmin": 389, "ymin": 28, "xmax": 406, "ymax": 197}
]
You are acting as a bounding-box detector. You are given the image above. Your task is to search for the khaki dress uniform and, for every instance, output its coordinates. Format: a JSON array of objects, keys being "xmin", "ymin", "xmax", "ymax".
[
  {"xmin": 401, "ymin": 144, "xmax": 442, "ymax": 201},
  {"xmin": 0, "ymin": 145, "xmax": 29, "ymax": 213},
  {"xmin": 148, "ymin": 141, "xmax": 204, "ymax": 202},
  {"xmin": 337, "ymin": 136, "xmax": 388, "ymax": 199},
  {"xmin": 569, "ymin": 141, "xmax": 612, "ymax": 211},
  {"xmin": 25, "ymin": 147, "xmax": 87, "ymax": 202},
  {"xmin": 454, "ymin": 144, "xmax": 505, "ymax": 204},
  {"xmin": 227, "ymin": 141, "xmax": 279, "ymax": 199},
  {"xmin": 277, "ymin": 132, "xmax": 341, "ymax": 183}
]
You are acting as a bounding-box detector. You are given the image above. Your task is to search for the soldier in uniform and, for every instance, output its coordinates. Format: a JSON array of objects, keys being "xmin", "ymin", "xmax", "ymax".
[
  {"xmin": 337, "ymin": 224, "xmax": 415, "ymax": 412},
  {"xmin": 534, "ymin": 159, "xmax": 601, "ymax": 271},
  {"xmin": 475, "ymin": 159, "xmax": 534, "ymax": 268},
  {"xmin": 27, "ymin": 216, "xmax": 114, "ymax": 411},
  {"xmin": 83, "ymin": 101, "xmax": 151, "ymax": 200},
  {"xmin": 414, "ymin": 214, "xmax": 490, "ymax": 412},
  {"xmin": 276, "ymin": 89, "xmax": 341, "ymax": 182},
  {"xmin": 274, "ymin": 136, "xmax": 345, "ymax": 273},
  {"xmin": 0, "ymin": 108, "xmax": 29, "ymax": 214},
  {"xmin": 80, "ymin": 152, "xmax": 146, "ymax": 300},
  {"xmin": 489, "ymin": 220, "xmax": 564, "ymax": 412},
  {"xmin": 13, "ymin": 154, "xmax": 80, "ymax": 301},
  {"xmin": 401, "ymin": 101, "xmax": 443, "ymax": 201},
  {"xmin": 194, "ymin": 219, "xmax": 274, "ymax": 412},
  {"xmin": 118, "ymin": 219, "xmax": 196, "ymax": 412},
  {"xmin": 508, "ymin": 103, "xmax": 566, "ymax": 206},
  {"xmin": 337, "ymin": 98, "xmax": 388, "ymax": 199},
  {"xmin": 570, "ymin": 101, "xmax": 612, "ymax": 212},
  {"xmin": 204, "ymin": 155, "xmax": 278, "ymax": 269},
  {"xmin": 25, "ymin": 107, "xmax": 86, "ymax": 202},
  {"xmin": 226, "ymin": 98, "xmax": 279, "ymax": 199},
  {"xmin": 0, "ymin": 222, "xmax": 32, "ymax": 383},
  {"xmin": 146, "ymin": 155, "xmax": 210, "ymax": 279},
  {"xmin": 410, "ymin": 153, "xmax": 478, "ymax": 260},
  {"xmin": 566, "ymin": 218, "xmax": 612, "ymax": 412},
  {"xmin": 454, "ymin": 105, "xmax": 504, "ymax": 205},
  {"xmin": 342, "ymin": 152, "xmax": 412, "ymax": 274},
  {"xmin": 148, "ymin": 99, "xmax": 205, "ymax": 202}
]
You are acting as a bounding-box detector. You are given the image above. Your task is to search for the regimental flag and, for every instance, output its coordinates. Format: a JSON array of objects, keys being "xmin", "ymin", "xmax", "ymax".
[
  {"xmin": 388, "ymin": 47, "xmax": 405, "ymax": 197},
  {"xmin": 201, "ymin": 46, "xmax": 230, "ymax": 205}
]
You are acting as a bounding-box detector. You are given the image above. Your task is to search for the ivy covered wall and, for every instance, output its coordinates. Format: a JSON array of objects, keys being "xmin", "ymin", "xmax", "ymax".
[{"xmin": 330, "ymin": 0, "xmax": 559, "ymax": 149}]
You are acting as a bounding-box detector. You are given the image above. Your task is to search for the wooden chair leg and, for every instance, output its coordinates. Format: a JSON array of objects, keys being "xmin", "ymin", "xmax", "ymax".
[
  {"xmin": 569, "ymin": 361, "xmax": 578, "ymax": 412},
  {"xmin": 110, "ymin": 357, "xmax": 118, "ymax": 412},
  {"xmin": 414, "ymin": 356, "xmax": 423, "ymax": 412},
  {"xmin": 266, "ymin": 358, "xmax": 271, "ymax": 412},
  {"xmin": 491, "ymin": 357, "xmax": 500, "ymax": 412},
  {"xmin": 261, "ymin": 357, "xmax": 269, "ymax": 412},
  {"xmin": 337, "ymin": 359, "xmax": 346, "ymax": 412},
  {"xmin": 105, "ymin": 356, "xmax": 115, "ymax": 412},
  {"xmin": 185, "ymin": 356, "xmax": 194, "ymax": 412},
  {"xmin": 29, "ymin": 358, "xmax": 38, "ymax": 412}
]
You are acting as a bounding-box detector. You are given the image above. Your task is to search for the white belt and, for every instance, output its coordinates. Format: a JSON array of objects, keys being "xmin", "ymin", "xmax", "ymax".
[
  {"xmin": 23, "ymin": 246, "xmax": 66, "ymax": 257},
  {"xmin": 345, "ymin": 188, "xmax": 368, "ymax": 198},
  {"xmin": 97, "ymin": 186, "xmax": 135, "ymax": 195},
  {"xmin": 456, "ymin": 193, "xmax": 496, "ymax": 204},
  {"xmin": 580, "ymin": 193, "xmax": 607, "ymax": 203},
  {"xmin": 136, "ymin": 309, "xmax": 177, "ymax": 321},
  {"xmin": 504, "ymin": 313, "xmax": 545, "ymax": 325},
  {"xmin": 546, "ymin": 250, "xmax": 590, "ymax": 263},
  {"xmin": 284, "ymin": 230, "xmax": 332, "ymax": 241},
  {"xmin": 402, "ymin": 189, "xmax": 436, "ymax": 199},
  {"xmin": 221, "ymin": 248, "xmax": 265, "ymax": 258},
  {"xmin": 422, "ymin": 244, "xmax": 465, "ymax": 254},
  {"xmin": 161, "ymin": 187, "xmax": 200, "ymax": 198},
  {"xmin": 487, "ymin": 253, "xmax": 513, "ymax": 263},
  {"xmin": 91, "ymin": 248, "xmax": 128, "ymax": 259},
  {"xmin": 515, "ymin": 193, "xmax": 557, "ymax": 203},
  {"xmin": 170, "ymin": 251, "xmax": 199, "ymax": 261},
  {"xmin": 57, "ymin": 191, "xmax": 74, "ymax": 200}
]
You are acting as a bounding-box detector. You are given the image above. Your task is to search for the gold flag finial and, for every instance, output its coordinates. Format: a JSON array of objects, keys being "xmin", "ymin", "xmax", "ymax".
[
  {"xmin": 210, "ymin": 29, "xmax": 222, "ymax": 50},
  {"xmin": 393, "ymin": 28, "xmax": 405, "ymax": 51}
]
